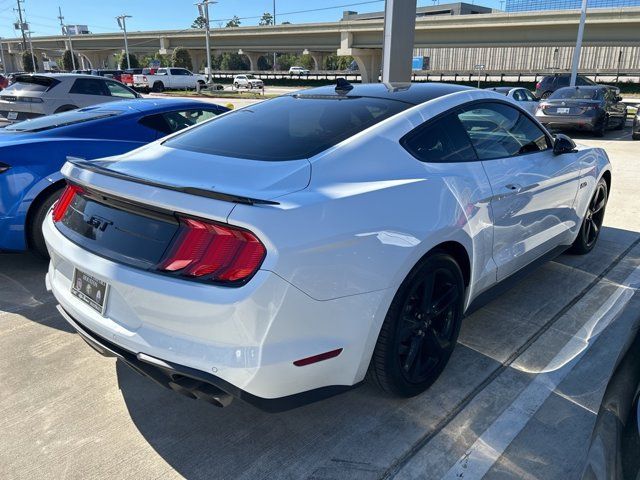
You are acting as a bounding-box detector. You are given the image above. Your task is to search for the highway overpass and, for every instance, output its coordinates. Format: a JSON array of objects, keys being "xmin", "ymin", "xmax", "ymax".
[{"xmin": 2, "ymin": 7, "xmax": 640, "ymax": 82}]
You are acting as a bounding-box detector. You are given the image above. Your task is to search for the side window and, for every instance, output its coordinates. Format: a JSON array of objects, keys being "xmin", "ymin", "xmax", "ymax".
[
  {"xmin": 170, "ymin": 68, "xmax": 189, "ymax": 76},
  {"xmin": 157, "ymin": 68, "xmax": 167, "ymax": 76},
  {"xmin": 512, "ymin": 90, "xmax": 525, "ymax": 102},
  {"xmin": 456, "ymin": 102, "xmax": 551, "ymax": 160},
  {"xmin": 576, "ymin": 76, "xmax": 590, "ymax": 86},
  {"xmin": 104, "ymin": 80, "xmax": 137, "ymax": 98},
  {"xmin": 523, "ymin": 90, "xmax": 537, "ymax": 102},
  {"xmin": 402, "ymin": 113, "xmax": 477, "ymax": 163},
  {"xmin": 69, "ymin": 78, "xmax": 109, "ymax": 96}
]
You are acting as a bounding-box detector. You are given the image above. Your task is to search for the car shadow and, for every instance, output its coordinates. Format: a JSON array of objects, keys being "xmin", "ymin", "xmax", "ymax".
[
  {"xmin": 114, "ymin": 225, "xmax": 640, "ymax": 480},
  {"xmin": 552, "ymin": 119, "xmax": 635, "ymax": 143}
]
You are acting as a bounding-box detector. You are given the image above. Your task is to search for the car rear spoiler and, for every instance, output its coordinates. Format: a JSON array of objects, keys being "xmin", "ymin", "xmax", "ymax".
[{"xmin": 66, "ymin": 158, "xmax": 279, "ymax": 206}]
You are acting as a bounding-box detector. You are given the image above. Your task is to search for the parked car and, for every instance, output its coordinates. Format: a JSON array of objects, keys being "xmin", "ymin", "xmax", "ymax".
[
  {"xmin": 534, "ymin": 74, "xmax": 598, "ymax": 99},
  {"xmin": 43, "ymin": 82, "xmax": 611, "ymax": 412},
  {"xmin": 0, "ymin": 73, "xmax": 141, "ymax": 123},
  {"xmin": 6, "ymin": 71, "xmax": 27, "ymax": 85},
  {"xmin": 535, "ymin": 85, "xmax": 627, "ymax": 137},
  {"xmin": 484, "ymin": 86, "xmax": 539, "ymax": 114},
  {"xmin": 632, "ymin": 107, "xmax": 640, "ymax": 140},
  {"xmin": 0, "ymin": 98, "xmax": 228, "ymax": 256},
  {"xmin": 133, "ymin": 67, "xmax": 207, "ymax": 92},
  {"xmin": 582, "ymin": 328, "xmax": 640, "ymax": 479},
  {"xmin": 233, "ymin": 74, "xmax": 264, "ymax": 89},
  {"xmin": 289, "ymin": 66, "xmax": 310, "ymax": 75}
]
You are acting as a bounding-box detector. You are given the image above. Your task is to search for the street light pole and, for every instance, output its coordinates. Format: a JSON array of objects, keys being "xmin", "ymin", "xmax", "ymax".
[
  {"xmin": 27, "ymin": 30, "xmax": 36, "ymax": 72},
  {"xmin": 196, "ymin": 0, "xmax": 216, "ymax": 84},
  {"xmin": 570, "ymin": 0, "xmax": 587, "ymax": 87},
  {"xmin": 58, "ymin": 7, "xmax": 76, "ymax": 71},
  {"xmin": 116, "ymin": 14, "xmax": 132, "ymax": 70},
  {"xmin": 273, "ymin": 0, "xmax": 277, "ymax": 71}
]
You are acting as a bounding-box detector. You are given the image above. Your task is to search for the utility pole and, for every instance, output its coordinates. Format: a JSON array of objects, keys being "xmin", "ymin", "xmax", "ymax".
[
  {"xmin": 196, "ymin": 0, "xmax": 216, "ymax": 84},
  {"xmin": 58, "ymin": 6, "xmax": 76, "ymax": 71},
  {"xmin": 116, "ymin": 14, "xmax": 132, "ymax": 69},
  {"xmin": 272, "ymin": 0, "xmax": 277, "ymax": 71},
  {"xmin": 570, "ymin": 0, "xmax": 587, "ymax": 87},
  {"xmin": 14, "ymin": 0, "xmax": 27, "ymax": 49}
]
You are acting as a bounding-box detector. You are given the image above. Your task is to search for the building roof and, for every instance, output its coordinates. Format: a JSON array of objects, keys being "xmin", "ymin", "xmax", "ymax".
[{"xmin": 342, "ymin": 2, "xmax": 493, "ymax": 21}]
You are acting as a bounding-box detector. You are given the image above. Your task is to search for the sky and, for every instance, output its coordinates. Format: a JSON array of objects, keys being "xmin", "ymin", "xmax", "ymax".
[{"xmin": 0, "ymin": 0, "xmax": 503, "ymax": 39}]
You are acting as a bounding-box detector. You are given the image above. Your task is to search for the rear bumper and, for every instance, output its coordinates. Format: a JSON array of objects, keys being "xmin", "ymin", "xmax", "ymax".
[
  {"xmin": 537, "ymin": 113, "xmax": 602, "ymax": 131},
  {"xmin": 43, "ymin": 214, "xmax": 384, "ymax": 408},
  {"xmin": 0, "ymin": 109, "xmax": 44, "ymax": 123},
  {"xmin": 56, "ymin": 304, "xmax": 357, "ymax": 412}
]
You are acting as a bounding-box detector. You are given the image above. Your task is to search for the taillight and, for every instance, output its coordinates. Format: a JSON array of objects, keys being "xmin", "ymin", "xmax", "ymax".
[
  {"xmin": 535, "ymin": 82, "xmax": 541, "ymax": 89},
  {"xmin": 52, "ymin": 184, "xmax": 84, "ymax": 222},
  {"xmin": 158, "ymin": 216, "xmax": 266, "ymax": 284}
]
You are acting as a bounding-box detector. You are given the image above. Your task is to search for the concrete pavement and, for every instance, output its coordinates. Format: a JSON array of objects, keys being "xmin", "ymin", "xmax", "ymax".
[{"xmin": 1, "ymin": 128, "xmax": 639, "ymax": 480}]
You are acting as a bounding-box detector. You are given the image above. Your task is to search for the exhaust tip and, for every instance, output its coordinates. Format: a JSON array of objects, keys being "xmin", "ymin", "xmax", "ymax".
[{"xmin": 168, "ymin": 377, "xmax": 233, "ymax": 408}]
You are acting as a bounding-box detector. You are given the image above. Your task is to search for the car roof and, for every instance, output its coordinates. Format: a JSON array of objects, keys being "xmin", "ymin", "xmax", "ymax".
[
  {"xmin": 289, "ymin": 82, "xmax": 473, "ymax": 105},
  {"xmin": 556, "ymin": 85, "xmax": 604, "ymax": 91},
  {"xmin": 75, "ymin": 98, "xmax": 227, "ymax": 114},
  {"xmin": 485, "ymin": 87, "xmax": 513, "ymax": 94}
]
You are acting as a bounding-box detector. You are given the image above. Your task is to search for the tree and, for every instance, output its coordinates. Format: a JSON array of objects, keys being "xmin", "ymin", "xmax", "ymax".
[
  {"xmin": 171, "ymin": 47, "xmax": 193, "ymax": 70},
  {"xmin": 225, "ymin": 16, "xmax": 241, "ymax": 27},
  {"xmin": 141, "ymin": 53, "xmax": 171, "ymax": 68},
  {"xmin": 192, "ymin": 15, "xmax": 207, "ymax": 29},
  {"xmin": 62, "ymin": 50, "xmax": 79, "ymax": 71},
  {"xmin": 220, "ymin": 52, "xmax": 249, "ymax": 71},
  {"xmin": 324, "ymin": 54, "xmax": 354, "ymax": 71},
  {"xmin": 117, "ymin": 52, "xmax": 140, "ymax": 69},
  {"xmin": 259, "ymin": 12, "xmax": 273, "ymax": 26},
  {"xmin": 257, "ymin": 55, "xmax": 272, "ymax": 70},
  {"xmin": 282, "ymin": 21, "xmax": 291, "ymax": 25},
  {"xmin": 21, "ymin": 50, "xmax": 38, "ymax": 72}
]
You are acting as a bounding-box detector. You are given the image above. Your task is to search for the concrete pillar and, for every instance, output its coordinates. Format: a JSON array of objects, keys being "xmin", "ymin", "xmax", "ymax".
[
  {"xmin": 159, "ymin": 37, "xmax": 170, "ymax": 55},
  {"xmin": 310, "ymin": 52, "xmax": 325, "ymax": 71},
  {"xmin": 244, "ymin": 52, "xmax": 265, "ymax": 71},
  {"xmin": 381, "ymin": 0, "xmax": 417, "ymax": 83},
  {"xmin": 188, "ymin": 50, "xmax": 203, "ymax": 72},
  {"xmin": 337, "ymin": 31, "xmax": 382, "ymax": 83}
]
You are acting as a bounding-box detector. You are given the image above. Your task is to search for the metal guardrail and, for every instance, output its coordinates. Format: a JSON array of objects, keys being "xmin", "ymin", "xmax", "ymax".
[{"xmin": 210, "ymin": 70, "xmax": 640, "ymax": 83}]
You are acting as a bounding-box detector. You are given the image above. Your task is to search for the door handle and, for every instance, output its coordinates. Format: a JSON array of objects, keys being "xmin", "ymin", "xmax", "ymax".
[{"xmin": 505, "ymin": 183, "xmax": 522, "ymax": 192}]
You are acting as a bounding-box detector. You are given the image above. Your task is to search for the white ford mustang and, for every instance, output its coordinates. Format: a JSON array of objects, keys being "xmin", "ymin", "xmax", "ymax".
[{"xmin": 43, "ymin": 82, "xmax": 611, "ymax": 412}]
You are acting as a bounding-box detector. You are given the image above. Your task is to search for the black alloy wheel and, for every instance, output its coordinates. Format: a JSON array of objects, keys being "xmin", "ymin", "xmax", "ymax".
[
  {"xmin": 369, "ymin": 252, "xmax": 464, "ymax": 397},
  {"xmin": 571, "ymin": 178, "xmax": 608, "ymax": 255}
]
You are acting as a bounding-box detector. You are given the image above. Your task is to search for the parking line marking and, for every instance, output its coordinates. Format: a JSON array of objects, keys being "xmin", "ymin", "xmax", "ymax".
[{"xmin": 441, "ymin": 266, "xmax": 640, "ymax": 480}]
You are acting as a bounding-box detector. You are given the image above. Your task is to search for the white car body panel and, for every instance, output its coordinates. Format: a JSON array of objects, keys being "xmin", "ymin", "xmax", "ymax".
[{"xmin": 44, "ymin": 86, "xmax": 612, "ymax": 408}]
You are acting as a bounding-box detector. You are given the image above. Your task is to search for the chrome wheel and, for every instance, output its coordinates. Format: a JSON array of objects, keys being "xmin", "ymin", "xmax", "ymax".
[{"xmin": 583, "ymin": 181, "xmax": 607, "ymax": 249}]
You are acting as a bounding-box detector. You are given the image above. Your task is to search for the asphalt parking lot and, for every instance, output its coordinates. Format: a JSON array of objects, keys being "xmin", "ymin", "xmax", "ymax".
[{"xmin": 1, "ymin": 126, "xmax": 639, "ymax": 480}]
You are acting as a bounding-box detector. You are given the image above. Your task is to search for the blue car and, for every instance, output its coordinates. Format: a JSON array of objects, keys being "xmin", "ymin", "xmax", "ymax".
[{"xmin": 0, "ymin": 98, "xmax": 228, "ymax": 256}]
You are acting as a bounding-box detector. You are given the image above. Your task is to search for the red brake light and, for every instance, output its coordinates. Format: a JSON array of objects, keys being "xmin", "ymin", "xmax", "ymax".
[
  {"xmin": 158, "ymin": 217, "xmax": 266, "ymax": 284},
  {"xmin": 536, "ymin": 82, "xmax": 541, "ymax": 89},
  {"xmin": 52, "ymin": 184, "xmax": 83, "ymax": 222}
]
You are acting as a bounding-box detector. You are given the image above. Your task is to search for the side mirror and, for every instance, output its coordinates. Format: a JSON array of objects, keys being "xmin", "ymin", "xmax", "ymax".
[
  {"xmin": 616, "ymin": 95, "xmax": 623, "ymax": 102},
  {"xmin": 553, "ymin": 134, "xmax": 577, "ymax": 155}
]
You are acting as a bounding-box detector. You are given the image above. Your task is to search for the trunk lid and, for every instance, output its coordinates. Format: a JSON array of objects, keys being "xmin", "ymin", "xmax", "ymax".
[{"xmin": 80, "ymin": 143, "xmax": 311, "ymax": 204}]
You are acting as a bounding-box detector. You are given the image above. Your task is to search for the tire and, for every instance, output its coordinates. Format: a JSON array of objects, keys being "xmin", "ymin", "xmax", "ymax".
[
  {"xmin": 152, "ymin": 81, "xmax": 164, "ymax": 93},
  {"xmin": 541, "ymin": 91, "xmax": 552, "ymax": 99},
  {"xmin": 593, "ymin": 117, "xmax": 607, "ymax": 137},
  {"xmin": 633, "ymin": 132, "xmax": 640, "ymax": 140},
  {"xmin": 54, "ymin": 104, "xmax": 78, "ymax": 114},
  {"xmin": 233, "ymin": 82, "xmax": 239, "ymax": 89},
  {"xmin": 569, "ymin": 177, "xmax": 608, "ymax": 255},
  {"xmin": 368, "ymin": 252, "xmax": 465, "ymax": 397},
  {"xmin": 28, "ymin": 187, "xmax": 64, "ymax": 259}
]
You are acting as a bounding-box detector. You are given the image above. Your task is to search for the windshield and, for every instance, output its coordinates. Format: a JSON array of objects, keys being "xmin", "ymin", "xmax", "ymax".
[
  {"xmin": 246, "ymin": 75, "xmax": 256, "ymax": 79},
  {"xmin": 550, "ymin": 88, "xmax": 603, "ymax": 101},
  {"xmin": 3, "ymin": 109, "xmax": 120, "ymax": 132},
  {"xmin": 164, "ymin": 95, "xmax": 408, "ymax": 161}
]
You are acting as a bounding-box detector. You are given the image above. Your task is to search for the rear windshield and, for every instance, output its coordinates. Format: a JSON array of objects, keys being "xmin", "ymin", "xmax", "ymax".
[
  {"xmin": 164, "ymin": 95, "xmax": 408, "ymax": 160},
  {"xmin": 3, "ymin": 109, "xmax": 120, "ymax": 132},
  {"xmin": 550, "ymin": 88, "xmax": 603, "ymax": 101},
  {"xmin": 3, "ymin": 76, "xmax": 59, "ymax": 93}
]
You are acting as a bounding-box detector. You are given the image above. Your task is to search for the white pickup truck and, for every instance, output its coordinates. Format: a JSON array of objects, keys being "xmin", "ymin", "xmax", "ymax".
[{"xmin": 133, "ymin": 67, "xmax": 207, "ymax": 92}]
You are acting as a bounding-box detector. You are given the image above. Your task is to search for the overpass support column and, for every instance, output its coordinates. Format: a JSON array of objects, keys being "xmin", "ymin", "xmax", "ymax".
[
  {"xmin": 244, "ymin": 52, "xmax": 264, "ymax": 71},
  {"xmin": 309, "ymin": 52, "xmax": 325, "ymax": 71},
  {"xmin": 337, "ymin": 31, "xmax": 381, "ymax": 83}
]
